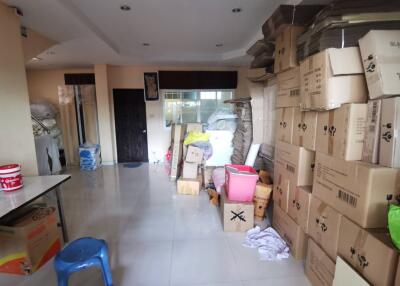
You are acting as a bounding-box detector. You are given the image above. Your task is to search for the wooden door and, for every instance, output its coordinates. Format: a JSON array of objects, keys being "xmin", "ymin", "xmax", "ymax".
[{"xmin": 113, "ymin": 89, "xmax": 148, "ymax": 162}]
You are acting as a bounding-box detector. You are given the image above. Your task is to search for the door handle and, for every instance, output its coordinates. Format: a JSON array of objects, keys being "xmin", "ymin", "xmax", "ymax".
[{"xmin": 142, "ymin": 130, "xmax": 147, "ymax": 133}]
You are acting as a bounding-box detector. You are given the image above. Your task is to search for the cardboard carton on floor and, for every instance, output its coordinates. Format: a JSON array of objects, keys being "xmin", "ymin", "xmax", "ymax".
[
  {"xmin": 300, "ymin": 47, "xmax": 367, "ymax": 111},
  {"xmin": 359, "ymin": 30, "xmax": 400, "ymax": 99},
  {"xmin": 276, "ymin": 107, "xmax": 295, "ymax": 144},
  {"xmin": 182, "ymin": 161, "xmax": 198, "ymax": 179},
  {"xmin": 380, "ymin": 97, "xmax": 400, "ymax": 168},
  {"xmin": 362, "ymin": 100, "xmax": 382, "ymax": 164},
  {"xmin": 220, "ymin": 189, "xmax": 254, "ymax": 232},
  {"xmin": 0, "ymin": 206, "xmax": 61, "ymax": 275},
  {"xmin": 276, "ymin": 66, "xmax": 301, "ymax": 108},
  {"xmin": 288, "ymin": 186, "xmax": 311, "ymax": 233},
  {"xmin": 305, "ymin": 238, "xmax": 336, "ymax": 286},
  {"xmin": 186, "ymin": 123, "xmax": 203, "ymax": 133},
  {"xmin": 274, "ymin": 26, "xmax": 305, "ymax": 73},
  {"xmin": 202, "ymin": 166, "xmax": 216, "ymax": 188},
  {"xmin": 316, "ymin": 103, "xmax": 367, "ymax": 161},
  {"xmin": 273, "ymin": 165, "xmax": 290, "ymax": 212},
  {"xmin": 292, "ymin": 108, "xmax": 318, "ymax": 151},
  {"xmin": 253, "ymin": 182, "xmax": 272, "ymax": 220},
  {"xmin": 272, "ymin": 204, "xmax": 307, "ymax": 260},
  {"xmin": 170, "ymin": 124, "xmax": 187, "ymax": 180},
  {"xmin": 185, "ymin": 146, "xmax": 203, "ymax": 164},
  {"xmin": 177, "ymin": 175, "xmax": 202, "ymax": 195},
  {"xmin": 313, "ymin": 152, "xmax": 400, "ymax": 228},
  {"xmin": 333, "ymin": 257, "xmax": 370, "ymax": 286},
  {"xmin": 308, "ymin": 196, "xmax": 342, "ymax": 261},
  {"xmin": 338, "ymin": 217, "xmax": 398, "ymax": 286}
]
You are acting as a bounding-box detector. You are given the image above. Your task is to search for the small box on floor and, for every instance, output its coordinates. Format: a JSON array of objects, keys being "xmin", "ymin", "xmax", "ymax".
[
  {"xmin": 275, "ymin": 107, "xmax": 295, "ymax": 144},
  {"xmin": 0, "ymin": 206, "xmax": 61, "ymax": 275},
  {"xmin": 182, "ymin": 161, "xmax": 198, "ymax": 179},
  {"xmin": 380, "ymin": 97, "xmax": 400, "ymax": 168},
  {"xmin": 292, "ymin": 108, "xmax": 318, "ymax": 151},
  {"xmin": 177, "ymin": 175, "xmax": 202, "ymax": 195},
  {"xmin": 253, "ymin": 182, "xmax": 272, "ymax": 220},
  {"xmin": 305, "ymin": 238, "xmax": 336, "ymax": 286},
  {"xmin": 308, "ymin": 196, "xmax": 342, "ymax": 261},
  {"xmin": 202, "ymin": 166, "xmax": 216, "ymax": 188},
  {"xmin": 359, "ymin": 30, "xmax": 400, "ymax": 99},
  {"xmin": 362, "ymin": 100, "xmax": 382, "ymax": 164},
  {"xmin": 338, "ymin": 216, "xmax": 399, "ymax": 286},
  {"xmin": 316, "ymin": 103, "xmax": 367, "ymax": 161},
  {"xmin": 300, "ymin": 47, "xmax": 367, "ymax": 111},
  {"xmin": 272, "ymin": 205, "xmax": 307, "ymax": 260},
  {"xmin": 274, "ymin": 26, "xmax": 305, "ymax": 73},
  {"xmin": 220, "ymin": 189, "xmax": 254, "ymax": 232},
  {"xmin": 288, "ymin": 186, "xmax": 311, "ymax": 233},
  {"xmin": 185, "ymin": 146, "xmax": 203, "ymax": 164},
  {"xmin": 276, "ymin": 66, "xmax": 301, "ymax": 108}
]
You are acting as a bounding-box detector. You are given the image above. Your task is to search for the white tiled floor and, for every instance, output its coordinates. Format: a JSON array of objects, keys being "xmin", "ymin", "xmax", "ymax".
[{"xmin": 0, "ymin": 164, "xmax": 310, "ymax": 286}]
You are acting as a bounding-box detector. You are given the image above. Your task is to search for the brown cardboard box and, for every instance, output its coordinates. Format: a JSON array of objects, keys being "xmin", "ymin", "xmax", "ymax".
[
  {"xmin": 313, "ymin": 152, "xmax": 400, "ymax": 228},
  {"xmin": 316, "ymin": 103, "xmax": 367, "ymax": 161},
  {"xmin": 362, "ymin": 100, "xmax": 381, "ymax": 164},
  {"xmin": 182, "ymin": 161, "xmax": 198, "ymax": 179},
  {"xmin": 300, "ymin": 47, "xmax": 367, "ymax": 111},
  {"xmin": 288, "ymin": 186, "xmax": 311, "ymax": 233},
  {"xmin": 185, "ymin": 146, "xmax": 203, "ymax": 164},
  {"xmin": 276, "ymin": 107, "xmax": 295, "ymax": 144},
  {"xmin": 0, "ymin": 206, "xmax": 61, "ymax": 275},
  {"xmin": 333, "ymin": 257, "xmax": 370, "ymax": 286},
  {"xmin": 292, "ymin": 108, "xmax": 318, "ymax": 151},
  {"xmin": 220, "ymin": 189, "xmax": 254, "ymax": 232},
  {"xmin": 274, "ymin": 26, "xmax": 305, "ymax": 73},
  {"xmin": 253, "ymin": 182, "xmax": 272, "ymax": 219},
  {"xmin": 273, "ymin": 164, "xmax": 290, "ymax": 212},
  {"xmin": 276, "ymin": 66, "xmax": 301, "ymax": 108},
  {"xmin": 186, "ymin": 123, "xmax": 203, "ymax": 133},
  {"xmin": 177, "ymin": 175, "xmax": 202, "ymax": 195},
  {"xmin": 380, "ymin": 97, "xmax": 400, "ymax": 168},
  {"xmin": 359, "ymin": 30, "xmax": 400, "ymax": 99},
  {"xmin": 170, "ymin": 124, "xmax": 186, "ymax": 180},
  {"xmin": 395, "ymin": 259, "xmax": 400, "ymax": 286},
  {"xmin": 305, "ymin": 238, "xmax": 336, "ymax": 286},
  {"xmin": 272, "ymin": 204, "xmax": 307, "ymax": 260},
  {"xmin": 202, "ymin": 166, "xmax": 216, "ymax": 188},
  {"xmin": 338, "ymin": 217, "xmax": 399, "ymax": 286},
  {"xmin": 308, "ymin": 196, "xmax": 342, "ymax": 261}
]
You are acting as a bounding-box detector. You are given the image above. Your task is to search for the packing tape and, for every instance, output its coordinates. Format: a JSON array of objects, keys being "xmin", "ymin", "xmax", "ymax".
[{"xmin": 328, "ymin": 110, "xmax": 335, "ymax": 155}]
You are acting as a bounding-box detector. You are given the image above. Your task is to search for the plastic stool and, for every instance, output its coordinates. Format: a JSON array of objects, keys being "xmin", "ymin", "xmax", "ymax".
[{"xmin": 54, "ymin": 237, "xmax": 113, "ymax": 286}]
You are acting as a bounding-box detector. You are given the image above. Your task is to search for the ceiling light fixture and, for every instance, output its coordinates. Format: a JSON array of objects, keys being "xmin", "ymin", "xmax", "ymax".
[
  {"xmin": 216, "ymin": 43, "xmax": 223, "ymax": 47},
  {"xmin": 142, "ymin": 43, "xmax": 150, "ymax": 47},
  {"xmin": 120, "ymin": 5, "xmax": 131, "ymax": 11},
  {"xmin": 31, "ymin": 57, "xmax": 42, "ymax": 61},
  {"xmin": 232, "ymin": 8, "xmax": 242, "ymax": 13}
]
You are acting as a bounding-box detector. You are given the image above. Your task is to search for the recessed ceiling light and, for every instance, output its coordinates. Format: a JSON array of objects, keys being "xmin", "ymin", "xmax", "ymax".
[
  {"xmin": 216, "ymin": 43, "xmax": 223, "ymax": 47},
  {"xmin": 120, "ymin": 5, "xmax": 131, "ymax": 11},
  {"xmin": 31, "ymin": 57, "xmax": 42, "ymax": 61},
  {"xmin": 232, "ymin": 8, "xmax": 242, "ymax": 13},
  {"xmin": 142, "ymin": 43, "xmax": 150, "ymax": 47}
]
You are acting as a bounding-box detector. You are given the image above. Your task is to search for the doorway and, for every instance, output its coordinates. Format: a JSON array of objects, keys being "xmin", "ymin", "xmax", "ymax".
[{"xmin": 113, "ymin": 89, "xmax": 149, "ymax": 163}]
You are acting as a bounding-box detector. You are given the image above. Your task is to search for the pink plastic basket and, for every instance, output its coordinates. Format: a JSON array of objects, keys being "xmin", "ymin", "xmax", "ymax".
[{"xmin": 225, "ymin": 164, "xmax": 259, "ymax": 202}]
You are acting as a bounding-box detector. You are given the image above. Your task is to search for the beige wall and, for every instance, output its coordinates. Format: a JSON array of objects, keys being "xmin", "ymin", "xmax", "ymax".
[
  {"xmin": 0, "ymin": 3, "xmax": 38, "ymax": 175},
  {"xmin": 22, "ymin": 28, "xmax": 56, "ymax": 63}
]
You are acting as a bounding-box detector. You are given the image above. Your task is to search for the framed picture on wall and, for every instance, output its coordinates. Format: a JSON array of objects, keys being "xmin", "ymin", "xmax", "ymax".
[{"xmin": 144, "ymin": 72, "xmax": 159, "ymax": 101}]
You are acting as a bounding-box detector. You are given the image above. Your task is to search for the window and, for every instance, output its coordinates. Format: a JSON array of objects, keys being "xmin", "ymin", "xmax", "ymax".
[{"xmin": 164, "ymin": 90, "xmax": 234, "ymax": 127}]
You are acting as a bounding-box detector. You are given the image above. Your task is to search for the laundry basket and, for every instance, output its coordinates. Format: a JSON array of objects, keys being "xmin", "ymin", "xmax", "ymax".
[{"xmin": 225, "ymin": 164, "xmax": 258, "ymax": 202}]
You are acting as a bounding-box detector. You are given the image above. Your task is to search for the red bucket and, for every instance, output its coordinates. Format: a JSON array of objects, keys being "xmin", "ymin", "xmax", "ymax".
[{"xmin": 0, "ymin": 164, "xmax": 23, "ymax": 192}]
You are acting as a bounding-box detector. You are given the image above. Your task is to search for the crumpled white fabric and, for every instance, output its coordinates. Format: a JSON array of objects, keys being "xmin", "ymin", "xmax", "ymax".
[{"xmin": 242, "ymin": 226, "xmax": 290, "ymax": 261}]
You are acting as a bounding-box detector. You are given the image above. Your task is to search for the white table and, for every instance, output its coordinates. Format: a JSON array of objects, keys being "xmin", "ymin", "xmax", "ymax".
[{"xmin": 0, "ymin": 175, "xmax": 71, "ymax": 241}]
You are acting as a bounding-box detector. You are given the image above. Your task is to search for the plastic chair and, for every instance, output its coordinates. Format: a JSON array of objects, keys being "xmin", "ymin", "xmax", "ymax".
[{"xmin": 54, "ymin": 237, "xmax": 113, "ymax": 286}]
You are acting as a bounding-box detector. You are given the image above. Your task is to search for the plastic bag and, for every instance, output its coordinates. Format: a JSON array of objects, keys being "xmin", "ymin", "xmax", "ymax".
[
  {"xmin": 184, "ymin": 131, "xmax": 210, "ymax": 145},
  {"xmin": 388, "ymin": 204, "xmax": 400, "ymax": 249},
  {"xmin": 30, "ymin": 102, "xmax": 57, "ymax": 120}
]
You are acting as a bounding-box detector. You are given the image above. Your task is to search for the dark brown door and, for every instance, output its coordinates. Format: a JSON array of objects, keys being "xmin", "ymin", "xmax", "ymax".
[{"xmin": 113, "ymin": 89, "xmax": 148, "ymax": 162}]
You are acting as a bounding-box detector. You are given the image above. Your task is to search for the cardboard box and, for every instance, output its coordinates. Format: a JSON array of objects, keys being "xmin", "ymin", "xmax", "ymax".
[
  {"xmin": 272, "ymin": 205, "xmax": 307, "ymax": 260},
  {"xmin": 254, "ymin": 182, "xmax": 272, "ymax": 219},
  {"xmin": 170, "ymin": 124, "xmax": 186, "ymax": 180},
  {"xmin": 273, "ymin": 164, "xmax": 290, "ymax": 212},
  {"xmin": 333, "ymin": 257, "xmax": 370, "ymax": 286},
  {"xmin": 359, "ymin": 30, "xmax": 400, "ymax": 99},
  {"xmin": 0, "ymin": 206, "xmax": 61, "ymax": 275},
  {"xmin": 288, "ymin": 186, "xmax": 311, "ymax": 233},
  {"xmin": 300, "ymin": 47, "xmax": 367, "ymax": 111},
  {"xmin": 292, "ymin": 108, "xmax": 318, "ymax": 151},
  {"xmin": 380, "ymin": 97, "xmax": 400, "ymax": 168},
  {"xmin": 182, "ymin": 161, "xmax": 198, "ymax": 179},
  {"xmin": 275, "ymin": 107, "xmax": 295, "ymax": 144},
  {"xmin": 274, "ymin": 26, "xmax": 305, "ymax": 73},
  {"xmin": 186, "ymin": 123, "xmax": 203, "ymax": 133},
  {"xmin": 313, "ymin": 152, "xmax": 400, "ymax": 228},
  {"xmin": 202, "ymin": 166, "xmax": 216, "ymax": 188},
  {"xmin": 185, "ymin": 146, "xmax": 203, "ymax": 164},
  {"xmin": 395, "ymin": 259, "xmax": 400, "ymax": 286},
  {"xmin": 316, "ymin": 103, "xmax": 367, "ymax": 161},
  {"xmin": 177, "ymin": 175, "xmax": 202, "ymax": 195},
  {"xmin": 308, "ymin": 196, "xmax": 342, "ymax": 261},
  {"xmin": 362, "ymin": 100, "xmax": 382, "ymax": 164},
  {"xmin": 305, "ymin": 238, "xmax": 336, "ymax": 286},
  {"xmin": 276, "ymin": 66, "xmax": 301, "ymax": 108},
  {"xmin": 220, "ymin": 189, "xmax": 254, "ymax": 232},
  {"xmin": 338, "ymin": 217, "xmax": 399, "ymax": 286}
]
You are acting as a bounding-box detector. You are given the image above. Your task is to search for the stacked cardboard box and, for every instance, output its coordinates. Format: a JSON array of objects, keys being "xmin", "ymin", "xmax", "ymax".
[{"xmin": 177, "ymin": 145, "xmax": 203, "ymax": 195}]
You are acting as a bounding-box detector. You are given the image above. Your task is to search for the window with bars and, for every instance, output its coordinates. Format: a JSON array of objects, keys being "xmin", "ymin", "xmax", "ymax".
[{"xmin": 163, "ymin": 90, "xmax": 234, "ymax": 127}]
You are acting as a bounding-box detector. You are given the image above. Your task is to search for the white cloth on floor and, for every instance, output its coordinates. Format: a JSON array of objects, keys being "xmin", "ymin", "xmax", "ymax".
[{"xmin": 242, "ymin": 226, "xmax": 289, "ymax": 261}]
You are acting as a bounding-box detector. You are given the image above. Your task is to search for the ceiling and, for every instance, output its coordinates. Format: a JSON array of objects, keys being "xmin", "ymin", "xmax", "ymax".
[{"xmin": 4, "ymin": 0, "xmax": 302, "ymax": 68}]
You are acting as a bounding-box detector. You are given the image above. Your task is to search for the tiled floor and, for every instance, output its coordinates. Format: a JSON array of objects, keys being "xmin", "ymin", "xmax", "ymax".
[{"xmin": 0, "ymin": 164, "xmax": 310, "ymax": 286}]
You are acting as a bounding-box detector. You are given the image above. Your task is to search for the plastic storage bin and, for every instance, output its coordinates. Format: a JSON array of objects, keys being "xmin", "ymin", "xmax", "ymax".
[{"xmin": 225, "ymin": 164, "xmax": 259, "ymax": 202}]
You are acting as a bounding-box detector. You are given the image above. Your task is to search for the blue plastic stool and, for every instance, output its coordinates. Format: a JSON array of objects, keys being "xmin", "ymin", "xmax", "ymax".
[{"xmin": 54, "ymin": 237, "xmax": 113, "ymax": 286}]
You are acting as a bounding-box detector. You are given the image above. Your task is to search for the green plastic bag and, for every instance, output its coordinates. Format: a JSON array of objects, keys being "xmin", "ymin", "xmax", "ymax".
[{"xmin": 388, "ymin": 204, "xmax": 400, "ymax": 249}]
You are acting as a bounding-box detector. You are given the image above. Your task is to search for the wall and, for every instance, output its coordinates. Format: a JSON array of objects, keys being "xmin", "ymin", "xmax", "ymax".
[
  {"xmin": 22, "ymin": 28, "xmax": 56, "ymax": 63},
  {"xmin": 0, "ymin": 3, "xmax": 38, "ymax": 175}
]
